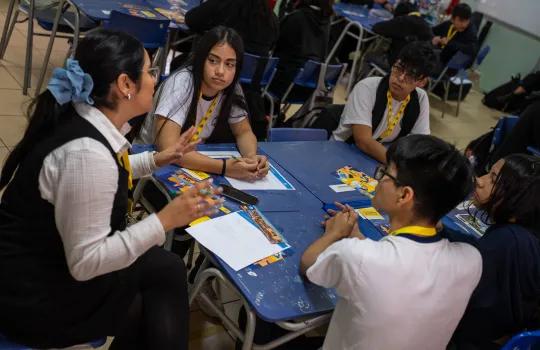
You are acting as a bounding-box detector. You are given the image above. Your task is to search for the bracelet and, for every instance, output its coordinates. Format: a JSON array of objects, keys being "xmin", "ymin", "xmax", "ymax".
[{"xmin": 220, "ymin": 158, "xmax": 227, "ymax": 176}]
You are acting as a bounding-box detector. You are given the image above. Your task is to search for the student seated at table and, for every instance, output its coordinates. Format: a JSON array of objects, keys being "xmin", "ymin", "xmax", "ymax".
[
  {"xmin": 0, "ymin": 29, "xmax": 221, "ymax": 349},
  {"xmin": 301, "ymin": 134, "xmax": 482, "ymax": 350},
  {"xmin": 268, "ymin": 0, "xmax": 333, "ymax": 125},
  {"xmin": 432, "ymin": 3, "xmax": 478, "ymax": 66},
  {"xmin": 331, "ymin": 41, "xmax": 437, "ymax": 163},
  {"xmin": 138, "ymin": 26, "xmax": 269, "ymax": 181},
  {"xmin": 365, "ymin": 2, "xmax": 433, "ymax": 72},
  {"xmin": 449, "ymin": 154, "xmax": 540, "ymax": 349}
]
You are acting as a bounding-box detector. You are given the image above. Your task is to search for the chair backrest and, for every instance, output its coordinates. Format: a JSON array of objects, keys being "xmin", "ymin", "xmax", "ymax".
[
  {"xmin": 239, "ymin": 53, "xmax": 280, "ymax": 87},
  {"xmin": 476, "ymin": 45, "xmax": 491, "ymax": 66},
  {"xmin": 267, "ymin": 128, "xmax": 327, "ymax": 142},
  {"xmin": 293, "ymin": 60, "xmax": 346, "ymax": 89},
  {"xmin": 500, "ymin": 330, "xmax": 540, "ymax": 350},
  {"xmin": 527, "ymin": 146, "xmax": 540, "ymax": 157},
  {"xmin": 492, "ymin": 115, "xmax": 519, "ymax": 147},
  {"xmin": 104, "ymin": 11, "xmax": 170, "ymax": 49},
  {"xmin": 447, "ymin": 51, "xmax": 473, "ymax": 71}
]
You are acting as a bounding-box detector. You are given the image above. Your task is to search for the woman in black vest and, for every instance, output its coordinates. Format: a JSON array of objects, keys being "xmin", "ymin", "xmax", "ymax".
[
  {"xmin": 0, "ymin": 29, "xmax": 221, "ymax": 349},
  {"xmin": 138, "ymin": 26, "xmax": 269, "ymax": 181}
]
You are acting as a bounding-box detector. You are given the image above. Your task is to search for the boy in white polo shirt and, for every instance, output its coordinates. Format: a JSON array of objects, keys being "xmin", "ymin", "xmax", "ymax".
[
  {"xmin": 301, "ymin": 135, "xmax": 482, "ymax": 350},
  {"xmin": 332, "ymin": 42, "xmax": 437, "ymax": 163}
]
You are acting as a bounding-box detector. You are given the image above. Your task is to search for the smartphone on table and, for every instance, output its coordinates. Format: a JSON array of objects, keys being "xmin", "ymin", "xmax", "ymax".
[{"xmin": 220, "ymin": 184, "xmax": 259, "ymax": 205}]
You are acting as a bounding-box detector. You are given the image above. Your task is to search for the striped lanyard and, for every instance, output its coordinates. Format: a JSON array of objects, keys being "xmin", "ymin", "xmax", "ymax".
[
  {"xmin": 442, "ymin": 25, "xmax": 457, "ymax": 48},
  {"xmin": 377, "ymin": 91, "xmax": 410, "ymax": 141},
  {"xmin": 191, "ymin": 92, "xmax": 219, "ymax": 142},
  {"xmin": 391, "ymin": 226, "xmax": 437, "ymax": 237},
  {"xmin": 117, "ymin": 150, "xmax": 133, "ymax": 214}
]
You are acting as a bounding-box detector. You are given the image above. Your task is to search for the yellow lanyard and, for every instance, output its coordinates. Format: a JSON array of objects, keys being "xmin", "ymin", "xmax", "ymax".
[
  {"xmin": 378, "ymin": 91, "xmax": 410, "ymax": 141},
  {"xmin": 117, "ymin": 150, "xmax": 133, "ymax": 214},
  {"xmin": 443, "ymin": 25, "xmax": 457, "ymax": 47},
  {"xmin": 191, "ymin": 93, "xmax": 219, "ymax": 142},
  {"xmin": 391, "ymin": 226, "xmax": 437, "ymax": 237}
]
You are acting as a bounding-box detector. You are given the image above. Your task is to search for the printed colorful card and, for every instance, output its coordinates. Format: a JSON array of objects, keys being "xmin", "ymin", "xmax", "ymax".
[
  {"xmin": 154, "ymin": 7, "xmax": 185, "ymax": 23},
  {"xmin": 355, "ymin": 206, "xmax": 391, "ymax": 236},
  {"xmin": 447, "ymin": 200, "xmax": 488, "ymax": 238},
  {"xmin": 121, "ymin": 4, "xmax": 158, "ymax": 18},
  {"xmin": 335, "ymin": 166, "xmax": 378, "ymax": 198}
]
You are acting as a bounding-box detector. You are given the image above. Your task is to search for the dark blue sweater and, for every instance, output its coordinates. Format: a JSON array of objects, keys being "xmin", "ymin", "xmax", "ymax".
[{"xmin": 447, "ymin": 224, "xmax": 540, "ymax": 343}]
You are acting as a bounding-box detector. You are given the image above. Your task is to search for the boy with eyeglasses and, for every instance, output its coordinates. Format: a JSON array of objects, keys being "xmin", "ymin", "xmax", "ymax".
[
  {"xmin": 301, "ymin": 135, "xmax": 482, "ymax": 350},
  {"xmin": 332, "ymin": 41, "xmax": 437, "ymax": 163}
]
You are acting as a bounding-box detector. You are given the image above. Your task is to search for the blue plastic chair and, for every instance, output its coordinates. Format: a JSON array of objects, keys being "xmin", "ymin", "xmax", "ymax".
[
  {"xmin": 0, "ymin": 333, "xmax": 106, "ymax": 350},
  {"xmin": 266, "ymin": 60, "xmax": 346, "ymax": 121},
  {"xmin": 104, "ymin": 11, "xmax": 170, "ymax": 49},
  {"xmin": 239, "ymin": 53, "xmax": 280, "ymax": 89},
  {"xmin": 500, "ymin": 330, "xmax": 540, "ymax": 350},
  {"xmin": 428, "ymin": 51, "xmax": 473, "ymax": 117},
  {"xmin": 491, "ymin": 115, "xmax": 519, "ymax": 148},
  {"xmin": 475, "ymin": 45, "xmax": 491, "ymax": 67},
  {"xmin": 267, "ymin": 128, "xmax": 328, "ymax": 142},
  {"xmin": 527, "ymin": 146, "xmax": 540, "ymax": 157}
]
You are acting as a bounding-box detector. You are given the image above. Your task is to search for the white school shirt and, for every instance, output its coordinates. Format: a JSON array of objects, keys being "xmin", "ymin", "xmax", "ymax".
[
  {"xmin": 38, "ymin": 102, "xmax": 165, "ymax": 282},
  {"xmin": 138, "ymin": 68, "xmax": 247, "ymax": 144},
  {"xmin": 307, "ymin": 235, "xmax": 482, "ymax": 350},
  {"xmin": 332, "ymin": 77, "xmax": 430, "ymax": 143}
]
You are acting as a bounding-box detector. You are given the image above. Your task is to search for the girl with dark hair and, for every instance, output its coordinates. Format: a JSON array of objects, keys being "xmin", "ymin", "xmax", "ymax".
[
  {"xmin": 0, "ymin": 29, "xmax": 221, "ymax": 349},
  {"xmin": 138, "ymin": 26, "xmax": 269, "ymax": 181},
  {"xmin": 453, "ymin": 154, "xmax": 540, "ymax": 348}
]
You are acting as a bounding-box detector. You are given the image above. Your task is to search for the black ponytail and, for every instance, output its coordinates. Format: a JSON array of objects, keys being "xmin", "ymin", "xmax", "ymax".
[{"xmin": 0, "ymin": 29, "xmax": 144, "ymax": 191}]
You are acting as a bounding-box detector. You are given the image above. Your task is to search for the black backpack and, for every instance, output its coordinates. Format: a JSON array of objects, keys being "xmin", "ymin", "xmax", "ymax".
[{"xmin": 482, "ymin": 74, "xmax": 521, "ymax": 111}]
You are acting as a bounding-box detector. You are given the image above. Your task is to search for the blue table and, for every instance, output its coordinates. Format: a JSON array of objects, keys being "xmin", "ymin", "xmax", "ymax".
[{"xmin": 260, "ymin": 141, "xmax": 380, "ymax": 208}]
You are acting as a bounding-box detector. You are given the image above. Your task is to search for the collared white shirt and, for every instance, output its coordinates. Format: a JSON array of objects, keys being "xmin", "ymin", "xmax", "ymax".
[
  {"xmin": 38, "ymin": 103, "xmax": 165, "ymax": 282},
  {"xmin": 307, "ymin": 236, "xmax": 482, "ymax": 350}
]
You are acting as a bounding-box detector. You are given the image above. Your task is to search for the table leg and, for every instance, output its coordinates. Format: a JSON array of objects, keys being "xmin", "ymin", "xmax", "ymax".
[
  {"xmin": 0, "ymin": 0, "xmax": 17, "ymax": 58},
  {"xmin": 23, "ymin": 0, "xmax": 35, "ymax": 95}
]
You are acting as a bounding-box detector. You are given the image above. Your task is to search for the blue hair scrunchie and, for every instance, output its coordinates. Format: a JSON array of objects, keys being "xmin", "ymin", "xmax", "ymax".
[{"xmin": 47, "ymin": 58, "xmax": 94, "ymax": 105}]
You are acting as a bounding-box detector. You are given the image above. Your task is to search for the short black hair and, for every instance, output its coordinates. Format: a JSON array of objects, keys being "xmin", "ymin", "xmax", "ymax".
[
  {"xmin": 394, "ymin": 2, "xmax": 418, "ymax": 17},
  {"xmin": 387, "ymin": 135, "xmax": 474, "ymax": 224},
  {"xmin": 478, "ymin": 154, "xmax": 540, "ymax": 233},
  {"xmin": 452, "ymin": 3, "xmax": 472, "ymax": 20},
  {"xmin": 395, "ymin": 41, "xmax": 438, "ymax": 79}
]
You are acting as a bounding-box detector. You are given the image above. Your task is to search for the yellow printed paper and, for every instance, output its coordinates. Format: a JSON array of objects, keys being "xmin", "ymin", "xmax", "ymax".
[
  {"xmin": 182, "ymin": 168, "xmax": 210, "ymax": 181},
  {"xmin": 357, "ymin": 207, "xmax": 384, "ymax": 220},
  {"xmin": 336, "ymin": 166, "xmax": 378, "ymax": 196},
  {"xmin": 189, "ymin": 216, "xmax": 211, "ymax": 227}
]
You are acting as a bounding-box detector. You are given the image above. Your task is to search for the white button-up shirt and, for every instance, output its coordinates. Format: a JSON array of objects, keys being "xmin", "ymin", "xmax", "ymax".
[{"xmin": 38, "ymin": 103, "xmax": 165, "ymax": 281}]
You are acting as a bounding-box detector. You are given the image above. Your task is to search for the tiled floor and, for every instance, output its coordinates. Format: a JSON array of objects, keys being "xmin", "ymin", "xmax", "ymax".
[{"xmin": 0, "ymin": 1, "xmax": 504, "ymax": 348}]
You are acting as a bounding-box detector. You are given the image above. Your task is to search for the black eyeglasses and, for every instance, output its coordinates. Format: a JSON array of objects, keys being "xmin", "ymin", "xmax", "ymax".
[
  {"xmin": 374, "ymin": 165, "xmax": 402, "ymax": 186},
  {"xmin": 391, "ymin": 63, "xmax": 423, "ymax": 84}
]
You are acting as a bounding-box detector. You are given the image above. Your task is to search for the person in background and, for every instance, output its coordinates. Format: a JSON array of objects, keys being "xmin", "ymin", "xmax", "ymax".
[
  {"xmin": 181, "ymin": 2, "xmax": 279, "ymax": 139},
  {"xmin": 432, "ymin": 3, "xmax": 478, "ymax": 66},
  {"xmin": 450, "ymin": 154, "xmax": 540, "ymax": 349},
  {"xmin": 0, "ymin": 29, "xmax": 221, "ymax": 350},
  {"xmin": 268, "ymin": 0, "xmax": 334, "ymax": 125},
  {"xmin": 332, "ymin": 41, "xmax": 437, "ymax": 163},
  {"xmin": 301, "ymin": 134, "xmax": 482, "ymax": 350}
]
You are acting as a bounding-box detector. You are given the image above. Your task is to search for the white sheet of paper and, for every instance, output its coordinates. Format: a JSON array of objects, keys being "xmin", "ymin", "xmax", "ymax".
[
  {"xmin": 199, "ymin": 150, "xmax": 241, "ymax": 159},
  {"xmin": 225, "ymin": 164, "xmax": 294, "ymax": 190},
  {"xmin": 186, "ymin": 212, "xmax": 284, "ymax": 271},
  {"xmin": 329, "ymin": 184, "xmax": 356, "ymax": 193}
]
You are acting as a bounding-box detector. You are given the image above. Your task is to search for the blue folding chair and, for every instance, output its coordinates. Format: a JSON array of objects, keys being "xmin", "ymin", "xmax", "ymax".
[
  {"xmin": 491, "ymin": 115, "xmax": 519, "ymax": 148},
  {"xmin": 500, "ymin": 330, "xmax": 540, "ymax": 350},
  {"xmin": 474, "ymin": 45, "xmax": 491, "ymax": 67},
  {"xmin": 0, "ymin": 0, "xmax": 98, "ymax": 95},
  {"xmin": 527, "ymin": 146, "xmax": 540, "ymax": 157},
  {"xmin": 428, "ymin": 51, "xmax": 473, "ymax": 117},
  {"xmin": 0, "ymin": 333, "xmax": 106, "ymax": 350},
  {"xmin": 267, "ymin": 128, "xmax": 328, "ymax": 142},
  {"xmin": 266, "ymin": 60, "xmax": 347, "ymax": 124},
  {"xmin": 239, "ymin": 53, "xmax": 279, "ymax": 90}
]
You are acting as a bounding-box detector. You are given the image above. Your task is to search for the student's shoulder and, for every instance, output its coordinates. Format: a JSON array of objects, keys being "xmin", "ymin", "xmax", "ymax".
[
  {"xmin": 481, "ymin": 224, "xmax": 539, "ymax": 250},
  {"xmin": 414, "ymin": 86, "xmax": 429, "ymax": 102},
  {"xmin": 350, "ymin": 77, "xmax": 382, "ymax": 97}
]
